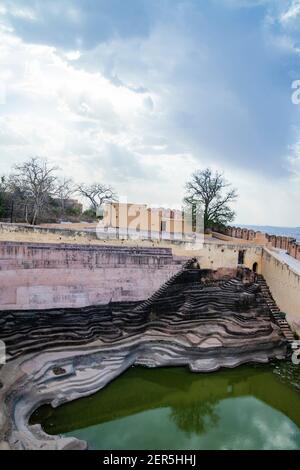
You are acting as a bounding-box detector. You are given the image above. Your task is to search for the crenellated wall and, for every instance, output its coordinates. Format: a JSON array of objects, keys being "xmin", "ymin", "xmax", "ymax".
[
  {"xmin": 223, "ymin": 226, "xmax": 300, "ymax": 262},
  {"xmin": 287, "ymin": 241, "xmax": 300, "ymax": 261},
  {"xmin": 0, "ymin": 242, "xmax": 184, "ymax": 310},
  {"xmin": 224, "ymin": 226, "xmax": 269, "ymax": 244}
]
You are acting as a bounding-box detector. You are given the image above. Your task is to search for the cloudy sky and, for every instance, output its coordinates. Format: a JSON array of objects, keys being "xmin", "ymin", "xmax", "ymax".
[{"xmin": 0, "ymin": 0, "xmax": 300, "ymax": 225}]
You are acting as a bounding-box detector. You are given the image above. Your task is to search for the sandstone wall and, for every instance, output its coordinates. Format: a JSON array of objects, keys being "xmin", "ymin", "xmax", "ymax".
[
  {"xmin": 197, "ymin": 242, "xmax": 263, "ymax": 273},
  {"xmin": 287, "ymin": 242, "xmax": 300, "ymax": 262},
  {"xmin": 262, "ymin": 248, "xmax": 300, "ymax": 334},
  {"xmin": 0, "ymin": 242, "xmax": 184, "ymax": 310}
]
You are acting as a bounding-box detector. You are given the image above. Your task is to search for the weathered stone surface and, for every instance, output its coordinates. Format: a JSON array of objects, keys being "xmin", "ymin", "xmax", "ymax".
[
  {"xmin": 0, "ymin": 265, "xmax": 288, "ymax": 450},
  {"xmin": 0, "ymin": 242, "xmax": 185, "ymax": 310}
]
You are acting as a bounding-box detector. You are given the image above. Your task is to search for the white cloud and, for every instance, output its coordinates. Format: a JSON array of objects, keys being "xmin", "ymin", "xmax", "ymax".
[
  {"xmin": 10, "ymin": 7, "xmax": 37, "ymax": 21},
  {"xmin": 64, "ymin": 50, "xmax": 81, "ymax": 61},
  {"xmin": 280, "ymin": 1, "xmax": 300, "ymax": 24},
  {"xmin": 266, "ymin": 33, "xmax": 300, "ymax": 54},
  {"xmin": 0, "ymin": 83, "xmax": 6, "ymax": 104},
  {"xmin": 0, "ymin": 2, "xmax": 37, "ymax": 21},
  {"xmin": 0, "ymin": 5, "xmax": 7, "ymax": 16},
  {"xmin": 0, "ymin": 28, "xmax": 162, "ymax": 194},
  {"xmin": 287, "ymin": 138, "xmax": 300, "ymax": 177},
  {"xmin": 0, "ymin": 7, "xmax": 299, "ymax": 226},
  {"xmin": 230, "ymin": 167, "xmax": 300, "ymax": 226}
]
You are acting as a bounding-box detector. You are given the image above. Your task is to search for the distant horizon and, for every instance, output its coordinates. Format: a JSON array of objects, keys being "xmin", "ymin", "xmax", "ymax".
[
  {"xmin": 235, "ymin": 223, "xmax": 300, "ymax": 242},
  {"xmin": 236, "ymin": 224, "xmax": 300, "ymax": 230}
]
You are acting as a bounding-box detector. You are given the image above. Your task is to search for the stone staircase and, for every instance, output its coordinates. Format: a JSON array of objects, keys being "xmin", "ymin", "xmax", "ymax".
[
  {"xmin": 133, "ymin": 258, "xmax": 198, "ymax": 313},
  {"xmin": 256, "ymin": 274, "xmax": 295, "ymax": 344}
]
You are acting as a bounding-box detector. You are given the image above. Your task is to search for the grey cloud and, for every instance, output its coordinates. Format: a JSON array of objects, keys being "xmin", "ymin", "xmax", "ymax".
[
  {"xmin": 0, "ymin": 0, "xmax": 158, "ymax": 49},
  {"xmin": 101, "ymin": 144, "xmax": 159, "ymax": 182},
  {"xmin": 109, "ymin": 75, "xmax": 148, "ymax": 94}
]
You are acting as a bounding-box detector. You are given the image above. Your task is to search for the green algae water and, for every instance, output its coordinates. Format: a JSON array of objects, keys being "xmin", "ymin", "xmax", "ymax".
[{"xmin": 31, "ymin": 362, "xmax": 300, "ymax": 450}]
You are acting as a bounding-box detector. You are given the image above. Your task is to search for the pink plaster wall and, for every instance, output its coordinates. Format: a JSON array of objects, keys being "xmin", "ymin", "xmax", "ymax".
[{"xmin": 0, "ymin": 242, "xmax": 184, "ymax": 310}]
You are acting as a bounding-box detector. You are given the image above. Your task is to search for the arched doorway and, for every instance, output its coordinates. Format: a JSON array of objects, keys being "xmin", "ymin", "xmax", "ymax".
[
  {"xmin": 238, "ymin": 250, "xmax": 245, "ymax": 265},
  {"xmin": 252, "ymin": 262, "xmax": 258, "ymax": 273}
]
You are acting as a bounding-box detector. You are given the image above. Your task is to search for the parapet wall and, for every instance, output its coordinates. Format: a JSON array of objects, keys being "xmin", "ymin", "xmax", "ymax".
[
  {"xmin": 0, "ymin": 242, "xmax": 184, "ymax": 310},
  {"xmin": 0, "ymin": 221, "xmax": 99, "ymax": 241},
  {"xmin": 287, "ymin": 241, "xmax": 300, "ymax": 262},
  {"xmin": 262, "ymin": 248, "xmax": 300, "ymax": 334},
  {"xmin": 223, "ymin": 226, "xmax": 300, "ymax": 263},
  {"xmin": 222, "ymin": 226, "xmax": 269, "ymax": 244}
]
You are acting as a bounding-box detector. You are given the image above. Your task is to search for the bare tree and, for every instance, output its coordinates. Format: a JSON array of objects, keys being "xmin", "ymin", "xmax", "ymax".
[
  {"xmin": 55, "ymin": 178, "xmax": 75, "ymax": 216},
  {"xmin": 11, "ymin": 157, "xmax": 58, "ymax": 225},
  {"xmin": 76, "ymin": 183, "xmax": 117, "ymax": 214},
  {"xmin": 0, "ymin": 175, "xmax": 7, "ymax": 191},
  {"xmin": 6, "ymin": 175, "xmax": 30, "ymax": 223},
  {"xmin": 0, "ymin": 176, "xmax": 8, "ymax": 219},
  {"xmin": 184, "ymin": 168, "xmax": 237, "ymax": 230}
]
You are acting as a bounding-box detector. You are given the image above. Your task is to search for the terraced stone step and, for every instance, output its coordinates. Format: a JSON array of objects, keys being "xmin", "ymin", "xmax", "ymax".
[{"xmin": 0, "ymin": 266, "xmax": 292, "ymax": 361}]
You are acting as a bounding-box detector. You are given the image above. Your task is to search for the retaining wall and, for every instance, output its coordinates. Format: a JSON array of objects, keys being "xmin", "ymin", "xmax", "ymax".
[
  {"xmin": 262, "ymin": 249, "xmax": 300, "ymax": 334},
  {"xmin": 0, "ymin": 242, "xmax": 184, "ymax": 310}
]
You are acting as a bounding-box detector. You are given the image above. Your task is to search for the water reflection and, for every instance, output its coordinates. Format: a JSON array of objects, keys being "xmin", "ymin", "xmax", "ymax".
[
  {"xmin": 31, "ymin": 363, "xmax": 300, "ymax": 450},
  {"xmin": 170, "ymin": 400, "xmax": 219, "ymax": 436}
]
